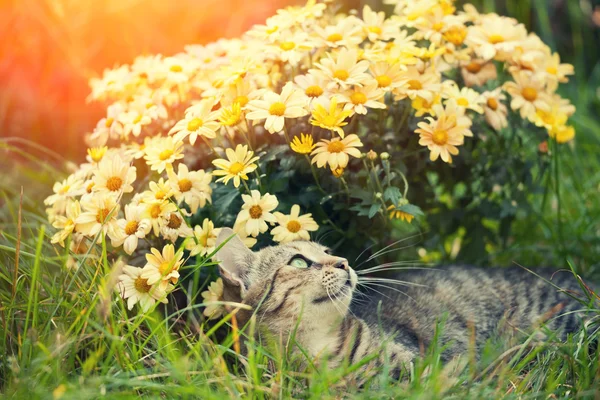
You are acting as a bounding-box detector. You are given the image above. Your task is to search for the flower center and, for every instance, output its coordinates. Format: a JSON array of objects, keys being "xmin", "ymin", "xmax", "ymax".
[
  {"xmin": 488, "ymin": 34, "xmax": 505, "ymax": 44},
  {"xmin": 432, "ymin": 129, "xmax": 449, "ymax": 145},
  {"xmin": 287, "ymin": 220, "xmax": 301, "ymax": 233},
  {"xmin": 457, "ymin": 98, "xmax": 469, "ymax": 107},
  {"xmin": 327, "ymin": 140, "xmax": 345, "ymax": 153},
  {"xmin": 333, "ymin": 69, "xmax": 349, "ymax": 81},
  {"xmin": 88, "ymin": 147, "xmax": 107, "ymax": 163},
  {"xmin": 187, "ymin": 118, "xmax": 203, "ymax": 132},
  {"xmin": 546, "ymin": 66, "xmax": 558, "ymax": 75},
  {"xmin": 155, "ymin": 190, "xmax": 166, "ymax": 200},
  {"xmin": 234, "ymin": 95, "xmax": 249, "ymax": 107},
  {"xmin": 279, "ymin": 41, "xmax": 296, "ymax": 51},
  {"xmin": 350, "ymin": 92, "xmax": 367, "ymax": 105},
  {"xmin": 86, "ymin": 182, "xmax": 95, "ymax": 193},
  {"xmin": 105, "ymin": 117, "xmax": 114, "ymax": 128},
  {"xmin": 229, "ymin": 162, "xmax": 245, "ymax": 174},
  {"xmin": 443, "ymin": 26, "xmax": 467, "ymax": 45},
  {"xmin": 327, "ymin": 33, "xmax": 343, "ymax": 43},
  {"xmin": 133, "ymin": 114, "xmax": 143, "ymax": 124},
  {"xmin": 376, "ymin": 75, "xmax": 392, "ymax": 88},
  {"xmin": 96, "ymin": 208, "xmax": 110, "ymax": 224},
  {"xmin": 106, "ymin": 176, "xmax": 123, "ymax": 191},
  {"xmin": 125, "ymin": 221, "xmax": 139, "ymax": 235},
  {"xmin": 432, "ymin": 21, "xmax": 444, "ymax": 31},
  {"xmin": 368, "ymin": 26, "xmax": 382, "ymax": 35},
  {"xmin": 149, "ymin": 204, "xmax": 161, "ymax": 219},
  {"xmin": 269, "ymin": 102, "xmax": 287, "ymax": 116},
  {"xmin": 487, "ymin": 98, "xmax": 499, "ymax": 110},
  {"xmin": 170, "ymin": 65, "xmax": 183, "ymax": 73},
  {"xmin": 167, "ymin": 214, "xmax": 182, "ymax": 229},
  {"xmin": 408, "ymin": 79, "xmax": 423, "ymax": 90},
  {"xmin": 465, "ymin": 62, "xmax": 482, "ymax": 73},
  {"xmin": 178, "ymin": 178, "xmax": 193, "ymax": 192},
  {"xmin": 522, "ymin": 87, "xmax": 538, "ymax": 102},
  {"xmin": 159, "ymin": 149, "xmax": 173, "ymax": 161},
  {"xmin": 249, "ymin": 205, "xmax": 263, "ymax": 219},
  {"xmin": 305, "ymin": 85, "xmax": 324, "ymax": 98},
  {"xmin": 134, "ymin": 277, "xmax": 152, "ymax": 293}
]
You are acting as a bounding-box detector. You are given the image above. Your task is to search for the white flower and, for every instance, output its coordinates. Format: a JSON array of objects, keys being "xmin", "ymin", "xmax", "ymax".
[
  {"xmin": 144, "ymin": 136, "xmax": 185, "ymax": 173},
  {"xmin": 112, "ymin": 204, "xmax": 151, "ymax": 255},
  {"xmin": 92, "ymin": 154, "xmax": 136, "ymax": 194},
  {"xmin": 235, "ymin": 190, "xmax": 279, "ymax": 237},
  {"xmin": 185, "ymin": 219, "xmax": 218, "ymax": 257},
  {"xmin": 75, "ymin": 192, "xmax": 120, "ymax": 239},
  {"xmin": 271, "ymin": 205, "xmax": 319, "ymax": 243},
  {"xmin": 338, "ymin": 80, "xmax": 386, "ymax": 115},
  {"xmin": 160, "ymin": 211, "xmax": 193, "ymax": 242},
  {"xmin": 246, "ymin": 82, "xmax": 309, "ymax": 134},
  {"xmin": 167, "ymin": 164, "xmax": 212, "ymax": 213},
  {"xmin": 118, "ymin": 264, "xmax": 170, "ymax": 311},
  {"xmin": 169, "ymin": 99, "xmax": 221, "ymax": 145},
  {"xmin": 201, "ymin": 278, "xmax": 224, "ymax": 319}
]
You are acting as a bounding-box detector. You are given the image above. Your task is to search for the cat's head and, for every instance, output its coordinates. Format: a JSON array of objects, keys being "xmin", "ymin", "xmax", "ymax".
[{"xmin": 214, "ymin": 228, "xmax": 358, "ymax": 331}]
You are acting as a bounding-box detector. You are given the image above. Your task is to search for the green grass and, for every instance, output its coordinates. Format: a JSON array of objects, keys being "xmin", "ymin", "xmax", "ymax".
[{"xmin": 2, "ymin": 0, "xmax": 600, "ymax": 398}]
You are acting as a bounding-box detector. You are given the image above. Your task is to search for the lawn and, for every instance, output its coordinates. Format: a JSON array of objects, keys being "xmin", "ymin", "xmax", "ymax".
[{"xmin": 1, "ymin": 0, "xmax": 600, "ymax": 398}]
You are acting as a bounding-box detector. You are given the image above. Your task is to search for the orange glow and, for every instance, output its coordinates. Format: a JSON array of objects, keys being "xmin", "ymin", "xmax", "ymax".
[{"xmin": 0, "ymin": 0, "xmax": 299, "ymax": 158}]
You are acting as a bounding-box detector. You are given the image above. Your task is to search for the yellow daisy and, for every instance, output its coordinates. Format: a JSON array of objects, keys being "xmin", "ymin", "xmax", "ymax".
[
  {"xmin": 310, "ymin": 97, "xmax": 353, "ymax": 138},
  {"xmin": 212, "ymin": 144, "xmax": 259, "ymax": 188},
  {"xmin": 291, "ymin": 133, "xmax": 317, "ymax": 154},
  {"xmin": 311, "ymin": 134, "xmax": 363, "ymax": 170},
  {"xmin": 271, "ymin": 205, "xmax": 319, "ymax": 243},
  {"xmin": 140, "ymin": 244, "xmax": 184, "ymax": 289}
]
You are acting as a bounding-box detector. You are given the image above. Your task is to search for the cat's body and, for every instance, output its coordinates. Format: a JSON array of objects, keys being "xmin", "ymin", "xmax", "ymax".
[{"xmin": 214, "ymin": 229, "xmax": 592, "ymax": 378}]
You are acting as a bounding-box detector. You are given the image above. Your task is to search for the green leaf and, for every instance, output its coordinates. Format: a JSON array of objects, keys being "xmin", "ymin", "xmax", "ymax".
[
  {"xmin": 383, "ymin": 186, "xmax": 401, "ymax": 205},
  {"xmin": 368, "ymin": 204, "xmax": 381, "ymax": 219}
]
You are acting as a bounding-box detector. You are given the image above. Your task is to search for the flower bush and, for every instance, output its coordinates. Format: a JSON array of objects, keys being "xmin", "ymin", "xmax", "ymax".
[{"xmin": 45, "ymin": 0, "xmax": 576, "ymax": 313}]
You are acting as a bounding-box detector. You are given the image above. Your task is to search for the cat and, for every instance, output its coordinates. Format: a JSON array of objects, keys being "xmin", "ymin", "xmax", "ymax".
[{"xmin": 214, "ymin": 228, "xmax": 593, "ymax": 379}]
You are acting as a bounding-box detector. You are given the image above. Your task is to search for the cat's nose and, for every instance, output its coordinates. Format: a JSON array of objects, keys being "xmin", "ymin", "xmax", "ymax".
[{"xmin": 334, "ymin": 259, "xmax": 349, "ymax": 271}]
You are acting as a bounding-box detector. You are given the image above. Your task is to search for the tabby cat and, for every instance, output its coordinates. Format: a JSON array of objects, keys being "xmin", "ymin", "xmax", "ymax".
[{"xmin": 214, "ymin": 228, "xmax": 591, "ymax": 377}]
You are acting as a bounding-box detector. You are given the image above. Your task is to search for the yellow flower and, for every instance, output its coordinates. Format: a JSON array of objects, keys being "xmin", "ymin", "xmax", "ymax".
[
  {"xmin": 415, "ymin": 99, "xmax": 472, "ymax": 163},
  {"xmin": 548, "ymin": 124, "xmax": 575, "ymax": 144},
  {"xmin": 201, "ymin": 278, "xmax": 224, "ymax": 319},
  {"xmin": 118, "ymin": 264, "xmax": 170, "ymax": 311},
  {"xmin": 312, "ymin": 47, "xmax": 370, "ymax": 89},
  {"xmin": 212, "ymin": 144, "xmax": 259, "ymax": 188},
  {"xmin": 144, "ymin": 136, "xmax": 185, "ymax": 173},
  {"xmin": 310, "ymin": 97, "xmax": 353, "ymax": 138},
  {"xmin": 442, "ymin": 83, "xmax": 485, "ymax": 114},
  {"xmin": 235, "ymin": 190, "xmax": 279, "ymax": 237},
  {"xmin": 290, "ymin": 133, "xmax": 316, "ymax": 154},
  {"xmin": 387, "ymin": 205, "xmax": 415, "ymax": 223},
  {"xmin": 311, "ymin": 134, "xmax": 363, "ymax": 170},
  {"xmin": 246, "ymin": 82, "xmax": 309, "ymax": 134},
  {"xmin": 169, "ymin": 99, "xmax": 221, "ymax": 145},
  {"xmin": 218, "ymin": 102, "xmax": 243, "ymax": 127},
  {"xmin": 271, "ymin": 205, "xmax": 319, "ymax": 243},
  {"xmin": 504, "ymin": 71, "xmax": 552, "ymax": 121},
  {"xmin": 185, "ymin": 218, "xmax": 218, "ymax": 257},
  {"xmin": 87, "ymin": 146, "xmax": 108, "ymax": 163},
  {"xmin": 140, "ymin": 244, "xmax": 184, "ymax": 289}
]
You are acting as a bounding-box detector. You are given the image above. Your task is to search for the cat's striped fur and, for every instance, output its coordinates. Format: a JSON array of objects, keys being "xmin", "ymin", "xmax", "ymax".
[{"xmin": 215, "ymin": 228, "xmax": 592, "ymax": 377}]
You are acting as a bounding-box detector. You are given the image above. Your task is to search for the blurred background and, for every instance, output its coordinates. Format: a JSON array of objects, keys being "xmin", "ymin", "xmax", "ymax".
[{"xmin": 1, "ymin": 0, "xmax": 599, "ymax": 159}]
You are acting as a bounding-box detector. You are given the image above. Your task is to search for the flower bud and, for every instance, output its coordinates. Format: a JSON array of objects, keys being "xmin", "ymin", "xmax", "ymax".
[
  {"xmin": 380, "ymin": 152, "xmax": 390, "ymax": 160},
  {"xmin": 375, "ymin": 192, "xmax": 382, "ymax": 199},
  {"xmin": 367, "ymin": 150, "xmax": 378, "ymax": 161}
]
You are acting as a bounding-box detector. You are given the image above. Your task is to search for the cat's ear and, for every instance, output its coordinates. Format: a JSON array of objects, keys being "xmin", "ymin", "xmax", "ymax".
[{"xmin": 214, "ymin": 228, "xmax": 254, "ymax": 297}]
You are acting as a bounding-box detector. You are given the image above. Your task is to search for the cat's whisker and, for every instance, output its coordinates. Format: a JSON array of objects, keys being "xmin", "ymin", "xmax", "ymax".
[
  {"xmin": 326, "ymin": 286, "xmax": 345, "ymax": 317},
  {"xmin": 354, "ymin": 232, "xmax": 424, "ymax": 269},
  {"xmin": 356, "ymin": 261, "xmax": 434, "ymax": 275},
  {"xmin": 330, "ymin": 287, "xmax": 361, "ymax": 320},
  {"xmin": 356, "ymin": 282, "xmax": 393, "ymax": 301},
  {"xmin": 353, "ymin": 241, "xmax": 377, "ymax": 264},
  {"xmin": 358, "ymin": 277, "xmax": 429, "ymax": 288},
  {"xmin": 358, "ymin": 282, "xmax": 417, "ymax": 303}
]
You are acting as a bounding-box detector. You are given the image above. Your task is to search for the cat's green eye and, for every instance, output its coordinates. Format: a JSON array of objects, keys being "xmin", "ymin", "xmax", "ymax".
[{"xmin": 290, "ymin": 257, "xmax": 309, "ymax": 269}]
